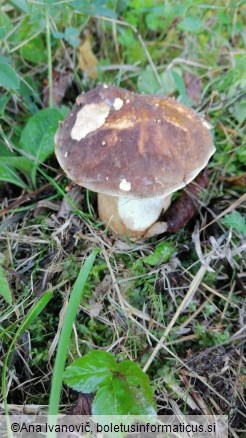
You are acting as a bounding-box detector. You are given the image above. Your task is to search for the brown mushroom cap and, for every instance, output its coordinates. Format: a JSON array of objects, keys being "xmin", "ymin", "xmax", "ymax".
[{"xmin": 55, "ymin": 85, "xmax": 215, "ymax": 199}]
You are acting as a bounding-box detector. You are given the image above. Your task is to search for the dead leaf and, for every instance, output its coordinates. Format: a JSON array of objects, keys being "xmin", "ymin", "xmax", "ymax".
[
  {"xmin": 78, "ymin": 37, "xmax": 98, "ymax": 79},
  {"xmin": 165, "ymin": 169, "xmax": 209, "ymax": 232},
  {"xmin": 184, "ymin": 72, "xmax": 202, "ymax": 106},
  {"xmin": 58, "ymin": 186, "xmax": 84, "ymax": 218},
  {"xmin": 34, "ymin": 200, "xmax": 60, "ymax": 218},
  {"xmin": 221, "ymin": 173, "xmax": 246, "ymax": 188},
  {"xmin": 43, "ymin": 69, "xmax": 72, "ymax": 107},
  {"xmin": 70, "ymin": 393, "xmax": 94, "ymax": 415}
]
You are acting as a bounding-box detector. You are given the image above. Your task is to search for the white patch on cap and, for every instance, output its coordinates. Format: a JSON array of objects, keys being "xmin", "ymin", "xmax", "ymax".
[
  {"xmin": 119, "ymin": 178, "xmax": 131, "ymax": 191},
  {"xmin": 71, "ymin": 103, "xmax": 110, "ymax": 141},
  {"xmin": 113, "ymin": 98, "xmax": 123, "ymax": 111}
]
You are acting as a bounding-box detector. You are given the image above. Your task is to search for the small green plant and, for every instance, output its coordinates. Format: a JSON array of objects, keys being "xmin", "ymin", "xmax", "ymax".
[
  {"xmin": 0, "ymin": 257, "xmax": 12, "ymax": 304},
  {"xmin": 63, "ymin": 350, "xmax": 156, "ymax": 416},
  {"xmin": 221, "ymin": 211, "xmax": 246, "ymax": 237},
  {"xmin": 195, "ymin": 323, "xmax": 230, "ymax": 348},
  {"xmin": 19, "ymin": 107, "xmax": 68, "ymax": 186},
  {"xmin": 142, "ymin": 241, "xmax": 175, "ymax": 266},
  {"xmin": 0, "ymin": 106, "xmax": 68, "ymax": 189}
]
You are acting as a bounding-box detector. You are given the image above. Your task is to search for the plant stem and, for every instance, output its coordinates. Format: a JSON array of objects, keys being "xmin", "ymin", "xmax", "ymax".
[{"xmin": 45, "ymin": 6, "xmax": 53, "ymax": 108}]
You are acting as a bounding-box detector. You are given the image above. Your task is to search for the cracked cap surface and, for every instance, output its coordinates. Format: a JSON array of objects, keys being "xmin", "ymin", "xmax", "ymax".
[{"xmin": 55, "ymin": 85, "xmax": 215, "ymax": 199}]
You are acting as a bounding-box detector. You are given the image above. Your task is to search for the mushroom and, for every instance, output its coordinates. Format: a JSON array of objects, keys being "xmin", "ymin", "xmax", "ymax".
[{"xmin": 55, "ymin": 85, "xmax": 215, "ymax": 239}]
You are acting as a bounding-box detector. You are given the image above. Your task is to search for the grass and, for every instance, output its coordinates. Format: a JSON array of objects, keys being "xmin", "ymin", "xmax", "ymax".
[
  {"xmin": 48, "ymin": 248, "xmax": 99, "ymax": 416},
  {"xmin": 0, "ymin": 0, "xmax": 246, "ymax": 436}
]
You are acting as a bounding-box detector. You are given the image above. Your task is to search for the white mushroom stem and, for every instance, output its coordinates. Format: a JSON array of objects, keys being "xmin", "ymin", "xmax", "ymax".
[{"xmin": 98, "ymin": 193, "xmax": 172, "ymax": 238}]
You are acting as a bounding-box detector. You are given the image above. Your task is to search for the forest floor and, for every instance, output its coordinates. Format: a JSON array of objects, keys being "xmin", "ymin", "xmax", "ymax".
[{"xmin": 0, "ymin": 1, "xmax": 245, "ymax": 437}]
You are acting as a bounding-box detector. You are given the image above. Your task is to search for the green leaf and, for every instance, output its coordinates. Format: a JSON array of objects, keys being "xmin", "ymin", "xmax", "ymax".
[
  {"xmin": 0, "ymin": 135, "xmax": 41, "ymax": 188},
  {"xmin": 117, "ymin": 361, "xmax": 156, "ymax": 414},
  {"xmin": 171, "ymin": 70, "xmax": 192, "ymax": 106},
  {"xmin": 0, "ymin": 94, "xmax": 10, "ymax": 117},
  {"xmin": 178, "ymin": 16, "xmax": 203, "ymax": 33},
  {"xmin": 137, "ymin": 66, "xmax": 182, "ymax": 96},
  {"xmin": 19, "ymin": 76, "xmax": 40, "ymax": 100},
  {"xmin": 236, "ymin": 144, "xmax": 246, "ymax": 165},
  {"xmin": 64, "ymin": 351, "xmax": 156, "ymax": 416},
  {"xmin": 221, "ymin": 211, "xmax": 246, "ymax": 236},
  {"xmin": 53, "ymin": 30, "xmax": 64, "ymax": 39},
  {"xmin": 146, "ymin": 7, "xmax": 165, "ymax": 31},
  {"xmin": 54, "ymin": 27, "xmax": 79, "ymax": 48},
  {"xmin": 0, "ymin": 265, "xmax": 12, "ymax": 305},
  {"xmin": 0, "ymin": 63, "xmax": 20, "ymax": 90},
  {"xmin": 64, "ymin": 27, "xmax": 80, "ymax": 47},
  {"xmin": 70, "ymin": 0, "xmax": 117, "ymax": 18},
  {"xmin": 0, "ymin": 141, "xmax": 13, "ymax": 157},
  {"xmin": 8, "ymin": 0, "xmax": 29, "ymax": 13},
  {"xmin": 137, "ymin": 66, "xmax": 161, "ymax": 95},
  {"xmin": 227, "ymin": 77, "xmax": 246, "ymax": 99},
  {"xmin": 0, "ymin": 56, "xmax": 10, "ymax": 64},
  {"xmin": 0, "ymin": 12, "xmax": 12, "ymax": 38},
  {"xmin": 143, "ymin": 242, "xmax": 175, "ymax": 266},
  {"xmin": 233, "ymin": 99, "xmax": 246, "ymax": 124},
  {"xmin": 19, "ymin": 108, "xmax": 64, "ymax": 184},
  {"xmin": 21, "ymin": 36, "xmax": 46, "ymax": 64},
  {"xmin": 63, "ymin": 351, "xmax": 116, "ymax": 393},
  {"xmin": 0, "ymin": 162, "xmax": 29, "ymax": 189},
  {"xmin": 1, "ymin": 156, "xmax": 33, "ymax": 175},
  {"xmin": 93, "ymin": 361, "xmax": 156, "ymax": 415}
]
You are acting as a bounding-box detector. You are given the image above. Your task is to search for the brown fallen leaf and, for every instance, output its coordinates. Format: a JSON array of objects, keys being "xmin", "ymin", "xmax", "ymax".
[
  {"xmin": 78, "ymin": 36, "xmax": 98, "ymax": 79},
  {"xmin": 220, "ymin": 172, "xmax": 246, "ymax": 188},
  {"xmin": 43, "ymin": 69, "xmax": 72, "ymax": 107},
  {"xmin": 70, "ymin": 393, "xmax": 94, "ymax": 415},
  {"xmin": 58, "ymin": 185, "xmax": 84, "ymax": 218},
  {"xmin": 164, "ymin": 169, "xmax": 209, "ymax": 232}
]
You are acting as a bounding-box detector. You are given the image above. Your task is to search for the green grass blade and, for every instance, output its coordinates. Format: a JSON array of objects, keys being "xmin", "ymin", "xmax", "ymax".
[
  {"xmin": 45, "ymin": 6, "xmax": 53, "ymax": 108},
  {"xmin": 48, "ymin": 249, "xmax": 100, "ymax": 418}
]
